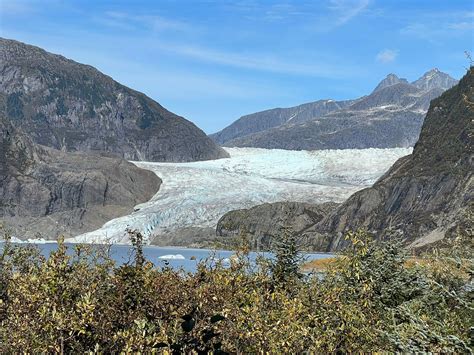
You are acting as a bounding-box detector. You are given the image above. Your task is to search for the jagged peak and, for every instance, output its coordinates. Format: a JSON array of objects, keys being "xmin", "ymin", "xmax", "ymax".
[
  {"xmin": 412, "ymin": 68, "xmax": 458, "ymax": 91},
  {"xmin": 372, "ymin": 73, "xmax": 409, "ymax": 93}
]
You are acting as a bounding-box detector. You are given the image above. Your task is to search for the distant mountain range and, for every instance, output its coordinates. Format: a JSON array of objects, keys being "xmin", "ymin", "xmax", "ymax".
[
  {"xmin": 211, "ymin": 69, "xmax": 458, "ymax": 150},
  {"xmin": 216, "ymin": 68, "xmax": 474, "ymax": 251},
  {"xmin": 0, "ymin": 38, "xmax": 228, "ymax": 162}
]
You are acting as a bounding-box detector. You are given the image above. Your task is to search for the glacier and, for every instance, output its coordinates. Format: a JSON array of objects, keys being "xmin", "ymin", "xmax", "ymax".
[{"xmin": 67, "ymin": 147, "xmax": 412, "ymax": 244}]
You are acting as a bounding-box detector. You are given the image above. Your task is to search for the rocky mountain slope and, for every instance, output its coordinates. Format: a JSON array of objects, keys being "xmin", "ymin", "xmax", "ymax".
[
  {"xmin": 0, "ymin": 38, "xmax": 228, "ymax": 162},
  {"xmin": 372, "ymin": 73, "xmax": 409, "ymax": 93},
  {"xmin": 412, "ymin": 68, "xmax": 458, "ymax": 91},
  {"xmin": 210, "ymin": 99, "xmax": 354, "ymax": 145},
  {"xmin": 216, "ymin": 202, "xmax": 338, "ymax": 250},
  {"xmin": 213, "ymin": 69, "xmax": 457, "ymax": 150},
  {"xmin": 0, "ymin": 115, "xmax": 161, "ymax": 240},
  {"xmin": 216, "ymin": 69, "xmax": 473, "ymax": 251}
]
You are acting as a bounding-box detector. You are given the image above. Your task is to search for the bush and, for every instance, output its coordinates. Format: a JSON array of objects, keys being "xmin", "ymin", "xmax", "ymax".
[{"xmin": 0, "ymin": 230, "xmax": 472, "ymax": 352}]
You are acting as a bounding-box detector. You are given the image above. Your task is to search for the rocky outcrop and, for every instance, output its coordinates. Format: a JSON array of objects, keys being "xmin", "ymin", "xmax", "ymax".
[
  {"xmin": 213, "ymin": 69, "xmax": 458, "ymax": 150},
  {"xmin": 214, "ymin": 69, "xmax": 473, "ymax": 251},
  {"xmin": 216, "ymin": 202, "xmax": 338, "ymax": 250},
  {"xmin": 0, "ymin": 38, "xmax": 228, "ymax": 162},
  {"xmin": 0, "ymin": 116, "xmax": 161, "ymax": 240}
]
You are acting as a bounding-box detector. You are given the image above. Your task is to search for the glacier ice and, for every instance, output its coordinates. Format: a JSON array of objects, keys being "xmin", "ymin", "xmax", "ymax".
[{"xmin": 67, "ymin": 147, "xmax": 412, "ymax": 244}]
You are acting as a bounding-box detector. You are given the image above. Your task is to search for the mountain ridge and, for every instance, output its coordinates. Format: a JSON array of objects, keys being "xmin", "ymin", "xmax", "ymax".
[
  {"xmin": 0, "ymin": 38, "xmax": 228, "ymax": 162},
  {"xmin": 210, "ymin": 98, "xmax": 355, "ymax": 145},
  {"xmin": 212, "ymin": 69, "xmax": 458, "ymax": 150}
]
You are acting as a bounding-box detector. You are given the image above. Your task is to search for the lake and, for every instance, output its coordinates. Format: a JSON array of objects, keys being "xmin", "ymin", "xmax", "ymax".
[{"xmin": 1, "ymin": 242, "xmax": 333, "ymax": 273}]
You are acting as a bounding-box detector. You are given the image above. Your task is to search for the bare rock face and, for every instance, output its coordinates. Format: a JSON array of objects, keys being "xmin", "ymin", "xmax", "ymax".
[
  {"xmin": 216, "ymin": 202, "xmax": 338, "ymax": 250},
  {"xmin": 0, "ymin": 38, "xmax": 228, "ymax": 162},
  {"xmin": 412, "ymin": 68, "xmax": 459, "ymax": 91},
  {"xmin": 372, "ymin": 73, "xmax": 409, "ymax": 93},
  {"xmin": 0, "ymin": 116, "xmax": 161, "ymax": 240}
]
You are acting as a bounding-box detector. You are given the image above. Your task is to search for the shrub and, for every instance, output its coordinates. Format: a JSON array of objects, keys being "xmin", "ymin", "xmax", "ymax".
[{"xmin": 0, "ymin": 229, "xmax": 471, "ymax": 352}]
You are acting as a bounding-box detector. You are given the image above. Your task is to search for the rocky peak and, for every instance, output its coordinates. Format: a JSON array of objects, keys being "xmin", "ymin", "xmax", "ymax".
[
  {"xmin": 372, "ymin": 73, "xmax": 409, "ymax": 93},
  {"xmin": 0, "ymin": 37, "xmax": 228, "ymax": 162},
  {"xmin": 412, "ymin": 68, "xmax": 458, "ymax": 91}
]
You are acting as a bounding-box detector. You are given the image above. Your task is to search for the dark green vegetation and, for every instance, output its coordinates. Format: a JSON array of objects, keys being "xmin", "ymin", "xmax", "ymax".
[
  {"xmin": 0, "ymin": 229, "xmax": 472, "ymax": 353},
  {"xmin": 0, "ymin": 38, "xmax": 228, "ymax": 162}
]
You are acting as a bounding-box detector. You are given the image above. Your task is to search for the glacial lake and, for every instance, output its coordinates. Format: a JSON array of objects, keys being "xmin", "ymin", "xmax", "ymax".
[{"xmin": 1, "ymin": 242, "xmax": 333, "ymax": 273}]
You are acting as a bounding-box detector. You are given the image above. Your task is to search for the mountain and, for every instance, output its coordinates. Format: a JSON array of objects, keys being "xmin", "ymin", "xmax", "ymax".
[
  {"xmin": 213, "ymin": 69, "xmax": 457, "ymax": 150},
  {"xmin": 317, "ymin": 68, "xmax": 473, "ymax": 250},
  {"xmin": 372, "ymin": 73, "xmax": 409, "ymax": 93},
  {"xmin": 0, "ymin": 115, "xmax": 161, "ymax": 240},
  {"xmin": 0, "ymin": 38, "xmax": 228, "ymax": 162},
  {"xmin": 412, "ymin": 68, "xmax": 459, "ymax": 91},
  {"xmin": 210, "ymin": 99, "xmax": 354, "ymax": 145},
  {"xmin": 216, "ymin": 68, "xmax": 473, "ymax": 251}
]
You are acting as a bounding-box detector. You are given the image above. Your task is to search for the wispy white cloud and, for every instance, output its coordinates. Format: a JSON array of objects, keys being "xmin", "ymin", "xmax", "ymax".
[
  {"xmin": 0, "ymin": 0, "xmax": 35, "ymax": 15},
  {"xmin": 98, "ymin": 11, "xmax": 194, "ymax": 33},
  {"xmin": 448, "ymin": 21, "xmax": 474, "ymax": 31},
  {"xmin": 376, "ymin": 49, "xmax": 398, "ymax": 63},
  {"xmin": 400, "ymin": 11, "xmax": 474, "ymax": 41},
  {"xmin": 328, "ymin": 0, "xmax": 370, "ymax": 26},
  {"xmin": 151, "ymin": 41, "xmax": 358, "ymax": 78},
  {"xmin": 224, "ymin": 1, "xmax": 307, "ymax": 22}
]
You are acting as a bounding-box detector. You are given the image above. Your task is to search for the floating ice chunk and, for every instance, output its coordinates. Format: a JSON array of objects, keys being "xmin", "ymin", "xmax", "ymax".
[
  {"xmin": 158, "ymin": 254, "xmax": 185, "ymax": 260},
  {"xmin": 2, "ymin": 237, "xmax": 56, "ymax": 244}
]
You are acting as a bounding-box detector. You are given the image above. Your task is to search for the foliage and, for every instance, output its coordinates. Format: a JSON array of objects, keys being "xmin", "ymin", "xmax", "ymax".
[
  {"xmin": 269, "ymin": 228, "xmax": 304, "ymax": 287},
  {"xmin": 0, "ymin": 229, "xmax": 472, "ymax": 353}
]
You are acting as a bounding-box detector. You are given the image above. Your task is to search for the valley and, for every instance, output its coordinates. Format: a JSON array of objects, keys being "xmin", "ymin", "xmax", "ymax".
[
  {"xmin": 67, "ymin": 147, "xmax": 411, "ymax": 244},
  {"xmin": 1, "ymin": 1, "xmax": 473, "ymax": 351}
]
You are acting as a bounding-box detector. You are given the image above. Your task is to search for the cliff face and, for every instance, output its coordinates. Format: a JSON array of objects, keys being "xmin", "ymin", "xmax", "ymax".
[
  {"xmin": 0, "ymin": 38, "xmax": 228, "ymax": 162},
  {"xmin": 316, "ymin": 68, "xmax": 473, "ymax": 250},
  {"xmin": 0, "ymin": 116, "xmax": 161, "ymax": 240},
  {"xmin": 215, "ymin": 69, "xmax": 473, "ymax": 251},
  {"xmin": 216, "ymin": 202, "xmax": 338, "ymax": 250}
]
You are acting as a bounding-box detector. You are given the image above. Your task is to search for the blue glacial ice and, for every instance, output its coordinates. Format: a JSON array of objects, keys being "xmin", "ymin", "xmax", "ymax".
[{"xmin": 67, "ymin": 147, "xmax": 412, "ymax": 244}]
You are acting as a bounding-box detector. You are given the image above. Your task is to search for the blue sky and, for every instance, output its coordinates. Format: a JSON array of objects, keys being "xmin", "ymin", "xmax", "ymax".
[{"xmin": 1, "ymin": 0, "xmax": 473, "ymax": 133}]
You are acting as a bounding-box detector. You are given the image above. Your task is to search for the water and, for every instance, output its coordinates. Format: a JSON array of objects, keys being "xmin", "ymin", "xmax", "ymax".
[{"xmin": 1, "ymin": 242, "xmax": 333, "ymax": 273}]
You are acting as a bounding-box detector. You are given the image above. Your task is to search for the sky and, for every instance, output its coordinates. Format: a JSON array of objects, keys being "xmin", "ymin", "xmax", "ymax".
[{"xmin": 1, "ymin": 0, "xmax": 473, "ymax": 134}]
